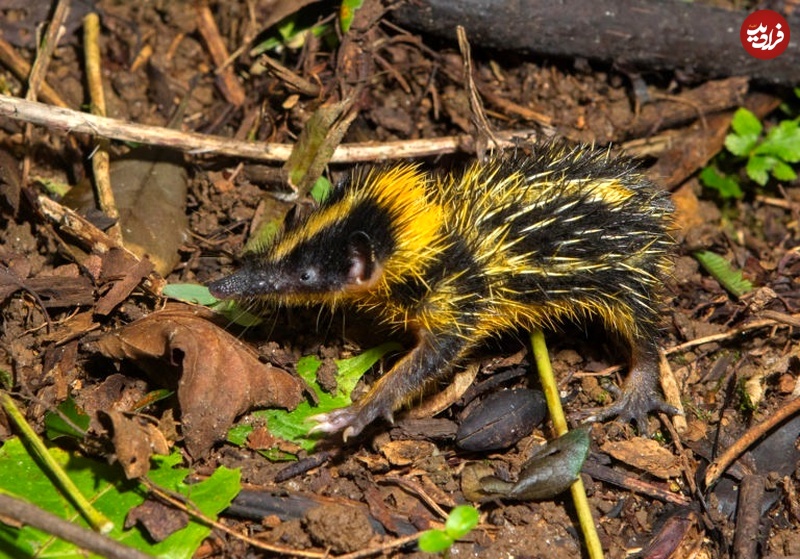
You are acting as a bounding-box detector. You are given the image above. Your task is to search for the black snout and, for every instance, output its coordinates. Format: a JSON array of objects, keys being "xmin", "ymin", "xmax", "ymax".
[{"xmin": 207, "ymin": 268, "xmax": 278, "ymax": 299}]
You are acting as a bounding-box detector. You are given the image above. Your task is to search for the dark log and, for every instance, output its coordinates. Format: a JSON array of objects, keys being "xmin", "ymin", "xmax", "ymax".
[{"xmin": 392, "ymin": 0, "xmax": 799, "ymax": 85}]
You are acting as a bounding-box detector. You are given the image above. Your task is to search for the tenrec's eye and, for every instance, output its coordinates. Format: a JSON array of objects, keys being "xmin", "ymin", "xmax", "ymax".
[{"xmin": 300, "ymin": 269, "xmax": 315, "ymax": 283}]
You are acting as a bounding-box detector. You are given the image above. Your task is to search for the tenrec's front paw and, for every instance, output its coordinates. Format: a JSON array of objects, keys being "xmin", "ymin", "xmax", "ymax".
[{"xmin": 310, "ymin": 403, "xmax": 393, "ymax": 441}]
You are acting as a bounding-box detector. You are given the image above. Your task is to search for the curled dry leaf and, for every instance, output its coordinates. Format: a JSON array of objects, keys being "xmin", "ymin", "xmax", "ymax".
[
  {"xmin": 96, "ymin": 307, "xmax": 304, "ymax": 457},
  {"xmin": 101, "ymin": 410, "xmax": 170, "ymax": 479}
]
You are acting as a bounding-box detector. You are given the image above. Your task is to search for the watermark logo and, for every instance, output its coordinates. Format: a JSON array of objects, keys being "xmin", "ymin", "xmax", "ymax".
[{"xmin": 741, "ymin": 10, "xmax": 789, "ymax": 60}]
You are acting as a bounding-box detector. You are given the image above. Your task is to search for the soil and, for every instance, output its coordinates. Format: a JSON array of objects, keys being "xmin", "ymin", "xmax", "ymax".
[{"xmin": 1, "ymin": 1, "xmax": 800, "ymax": 558}]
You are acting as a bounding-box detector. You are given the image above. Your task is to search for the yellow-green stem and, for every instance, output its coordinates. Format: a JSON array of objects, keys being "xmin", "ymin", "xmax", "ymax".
[
  {"xmin": 0, "ymin": 391, "xmax": 113, "ymax": 533},
  {"xmin": 530, "ymin": 329, "xmax": 603, "ymax": 559}
]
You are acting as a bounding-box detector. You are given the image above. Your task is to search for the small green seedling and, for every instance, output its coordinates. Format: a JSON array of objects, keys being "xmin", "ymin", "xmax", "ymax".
[
  {"xmin": 227, "ymin": 342, "xmax": 402, "ymax": 457},
  {"xmin": 701, "ymin": 105, "xmax": 800, "ymax": 199},
  {"xmin": 418, "ymin": 505, "xmax": 480, "ymax": 554}
]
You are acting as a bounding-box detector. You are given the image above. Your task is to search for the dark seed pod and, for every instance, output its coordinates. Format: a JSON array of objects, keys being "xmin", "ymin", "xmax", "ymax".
[{"xmin": 456, "ymin": 388, "xmax": 547, "ymax": 451}]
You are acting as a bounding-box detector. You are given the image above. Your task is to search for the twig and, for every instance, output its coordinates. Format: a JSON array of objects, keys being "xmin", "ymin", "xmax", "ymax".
[
  {"xmin": 0, "ymin": 492, "xmax": 152, "ymax": 559},
  {"xmin": 456, "ymin": 26, "xmax": 499, "ymax": 153},
  {"xmin": 756, "ymin": 194, "xmax": 799, "ymax": 211},
  {"xmin": 658, "ymin": 349, "xmax": 687, "ymax": 433},
  {"xmin": 704, "ymin": 396, "xmax": 800, "ymax": 489},
  {"xmin": 142, "ymin": 479, "xmax": 328, "ymax": 558},
  {"xmin": 0, "ymin": 38, "xmax": 68, "ymax": 108},
  {"xmin": 84, "ymin": 12, "xmax": 122, "ymax": 243},
  {"xmin": 335, "ymin": 533, "xmax": 422, "ymax": 559},
  {"xmin": 381, "ymin": 476, "xmax": 449, "ymax": 520},
  {"xmin": 530, "ymin": 330, "xmax": 604, "ymax": 559},
  {"xmin": 665, "ymin": 316, "xmax": 800, "ymax": 356},
  {"xmin": 196, "ymin": 5, "xmax": 246, "ymax": 107},
  {"xmin": 36, "ymin": 195, "xmax": 166, "ymax": 295},
  {"xmin": 252, "ymin": 55, "xmax": 321, "ymax": 97},
  {"xmin": 0, "ymin": 391, "xmax": 113, "ymax": 533},
  {"xmin": 580, "ymin": 460, "xmax": 690, "ymax": 505},
  {"xmin": 22, "ymin": 0, "xmax": 70, "ymax": 186},
  {"xmin": 0, "ymin": 95, "xmax": 539, "ymax": 163},
  {"xmin": 26, "ymin": 0, "xmax": 69, "ymax": 99}
]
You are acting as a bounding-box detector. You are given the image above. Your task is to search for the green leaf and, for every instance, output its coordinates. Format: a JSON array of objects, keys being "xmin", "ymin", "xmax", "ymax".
[
  {"xmin": 730, "ymin": 107, "xmax": 763, "ymax": 139},
  {"xmin": 771, "ymin": 159, "xmax": 798, "ymax": 182},
  {"xmin": 250, "ymin": 18, "xmax": 331, "ymax": 54},
  {"xmin": 340, "ymin": 0, "xmax": 364, "ymax": 33},
  {"xmin": 724, "ymin": 132, "xmax": 757, "ymax": 157},
  {"xmin": 284, "ymin": 98, "xmax": 357, "ymax": 195},
  {"xmin": 231, "ymin": 342, "xmax": 402, "ymax": 454},
  {"xmin": 724, "ymin": 109, "xmax": 762, "ymax": 157},
  {"xmin": 33, "ymin": 177, "xmax": 71, "ymax": 198},
  {"xmin": 745, "ymin": 154, "xmax": 773, "ymax": 186},
  {"xmin": 163, "ymin": 284, "xmax": 264, "ymax": 327},
  {"xmin": 163, "ymin": 283, "xmax": 218, "ymax": 306},
  {"xmin": 226, "ymin": 423, "xmax": 252, "ymax": 447},
  {"xmin": 699, "ymin": 166, "xmax": 743, "ymax": 199},
  {"xmin": 44, "ymin": 397, "xmax": 90, "ymax": 441},
  {"xmin": 209, "ymin": 299, "xmax": 264, "ymax": 327},
  {"xmin": 309, "ymin": 176, "xmax": 333, "ymax": 204},
  {"xmin": 756, "ymin": 119, "xmax": 800, "ymax": 163},
  {"xmin": 417, "ymin": 530, "xmax": 454, "ymax": 553},
  {"xmin": 693, "ymin": 250, "xmax": 754, "ymax": 299},
  {"xmin": 444, "ymin": 505, "xmax": 480, "ymax": 539},
  {"xmin": 0, "ymin": 439, "xmax": 240, "ymax": 559}
]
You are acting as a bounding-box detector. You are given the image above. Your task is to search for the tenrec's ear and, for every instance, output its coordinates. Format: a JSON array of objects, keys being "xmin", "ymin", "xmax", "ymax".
[{"xmin": 346, "ymin": 231, "xmax": 376, "ymax": 286}]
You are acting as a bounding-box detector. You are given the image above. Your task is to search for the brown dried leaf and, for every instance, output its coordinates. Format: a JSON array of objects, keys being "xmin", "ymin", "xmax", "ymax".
[
  {"xmin": 407, "ymin": 362, "xmax": 478, "ymax": 419},
  {"xmin": 96, "ymin": 308, "xmax": 304, "ymax": 457},
  {"xmin": 62, "ymin": 148, "xmax": 189, "ymax": 276},
  {"xmin": 380, "ymin": 440, "xmax": 437, "ymax": 467},
  {"xmin": 95, "ymin": 247, "xmax": 154, "ymax": 315},
  {"xmin": 101, "ymin": 410, "xmax": 170, "ymax": 479},
  {"xmin": 601, "ymin": 437, "xmax": 682, "ymax": 480},
  {"xmin": 109, "ymin": 149, "xmax": 189, "ymax": 277},
  {"xmin": 0, "ymin": 261, "xmax": 94, "ymax": 308},
  {"xmin": 125, "ymin": 499, "xmax": 189, "ymax": 542}
]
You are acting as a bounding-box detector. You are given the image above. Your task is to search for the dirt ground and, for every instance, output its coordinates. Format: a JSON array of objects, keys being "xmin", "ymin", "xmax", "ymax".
[{"xmin": 1, "ymin": 1, "xmax": 800, "ymax": 558}]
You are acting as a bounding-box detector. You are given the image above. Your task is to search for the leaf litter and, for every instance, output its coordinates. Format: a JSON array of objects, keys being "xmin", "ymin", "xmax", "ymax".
[{"xmin": 95, "ymin": 306, "xmax": 304, "ymax": 457}]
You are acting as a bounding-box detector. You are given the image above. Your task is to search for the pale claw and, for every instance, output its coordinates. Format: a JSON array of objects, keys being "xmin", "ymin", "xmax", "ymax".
[{"xmin": 310, "ymin": 404, "xmax": 394, "ymax": 441}]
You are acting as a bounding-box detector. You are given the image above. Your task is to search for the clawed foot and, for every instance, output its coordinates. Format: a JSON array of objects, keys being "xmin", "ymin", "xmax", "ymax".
[
  {"xmin": 580, "ymin": 388, "xmax": 680, "ymax": 435},
  {"xmin": 310, "ymin": 402, "xmax": 394, "ymax": 441}
]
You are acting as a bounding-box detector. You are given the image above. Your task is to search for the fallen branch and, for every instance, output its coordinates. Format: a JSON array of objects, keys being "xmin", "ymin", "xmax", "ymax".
[
  {"xmin": 393, "ymin": 0, "xmax": 799, "ymax": 86},
  {"xmin": 0, "ymin": 95, "xmax": 539, "ymax": 164}
]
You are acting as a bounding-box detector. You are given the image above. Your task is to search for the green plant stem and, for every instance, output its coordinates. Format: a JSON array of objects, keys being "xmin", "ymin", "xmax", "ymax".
[
  {"xmin": 530, "ymin": 329, "xmax": 603, "ymax": 559},
  {"xmin": 0, "ymin": 390, "xmax": 114, "ymax": 533}
]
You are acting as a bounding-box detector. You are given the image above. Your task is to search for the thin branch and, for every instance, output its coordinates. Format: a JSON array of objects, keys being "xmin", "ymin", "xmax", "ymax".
[
  {"xmin": 0, "ymin": 95, "xmax": 539, "ymax": 163},
  {"xmin": 22, "ymin": 0, "xmax": 70, "ymax": 186},
  {"xmin": 0, "ymin": 38, "xmax": 68, "ymax": 107},
  {"xmin": 665, "ymin": 316, "xmax": 800, "ymax": 355},
  {"xmin": 0, "ymin": 492, "xmax": 152, "ymax": 559},
  {"xmin": 84, "ymin": 12, "xmax": 122, "ymax": 243},
  {"xmin": 704, "ymin": 396, "xmax": 800, "ymax": 488}
]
